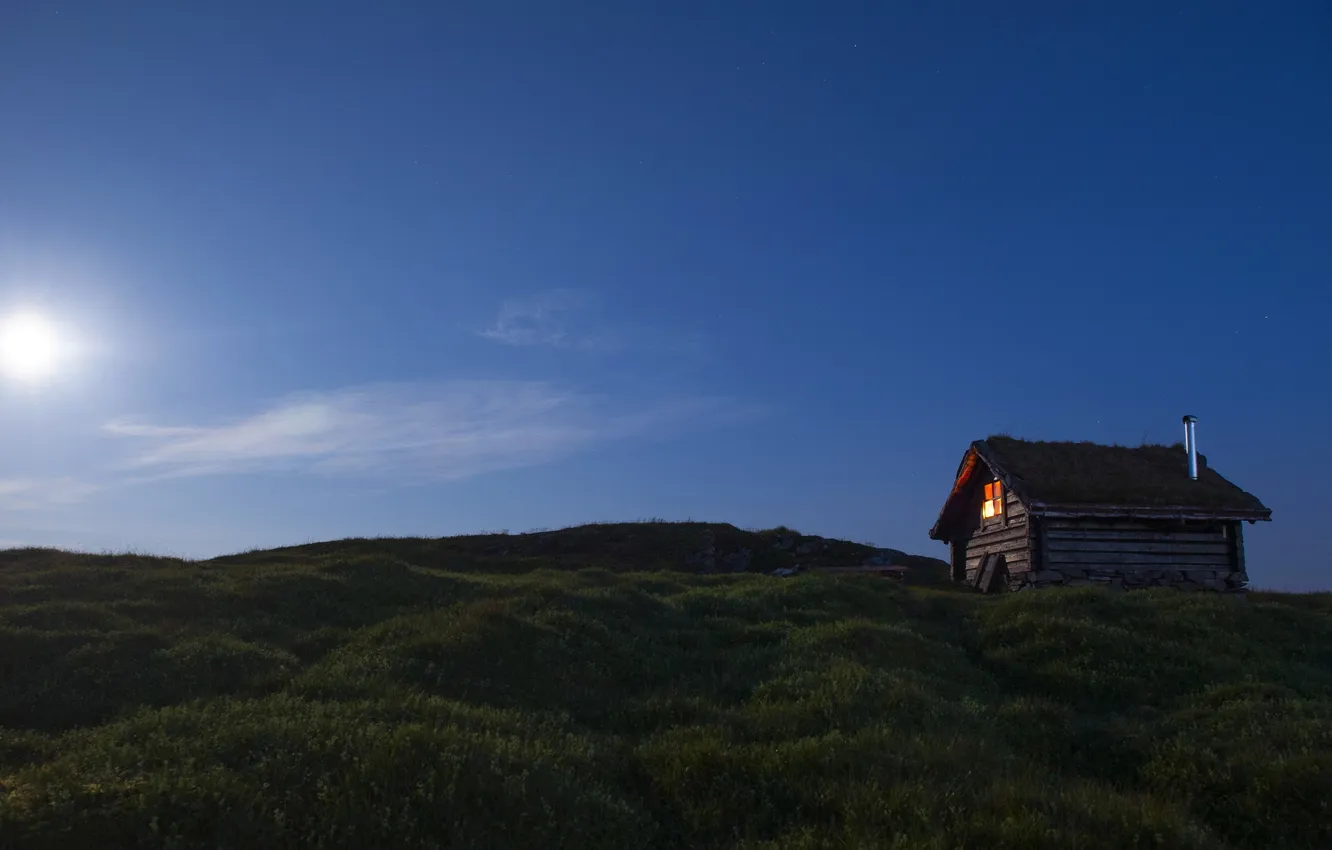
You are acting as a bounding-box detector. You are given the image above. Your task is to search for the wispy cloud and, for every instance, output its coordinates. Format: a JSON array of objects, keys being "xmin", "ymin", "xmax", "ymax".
[
  {"xmin": 104, "ymin": 381, "xmax": 758, "ymax": 482},
  {"xmin": 0, "ymin": 477, "xmax": 100, "ymax": 509},
  {"xmin": 102, "ymin": 422, "xmax": 205, "ymax": 438},
  {"xmin": 478, "ymin": 290, "xmax": 710, "ymax": 357},
  {"xmin": 478, "ymin": 290, "xmax": 617, "ymax": 350}
]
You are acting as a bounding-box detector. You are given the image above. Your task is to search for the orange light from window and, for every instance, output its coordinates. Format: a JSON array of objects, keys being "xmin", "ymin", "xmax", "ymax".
[
  {"xmin": 982, "ymin": 500, "xmax": 996, "ymax": 518},
  {"xmin": 981, "ymin": 481, "xmax": 1003, "ymax": 519}
]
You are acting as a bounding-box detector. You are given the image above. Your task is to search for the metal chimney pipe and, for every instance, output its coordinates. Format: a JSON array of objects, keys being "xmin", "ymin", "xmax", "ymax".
[{"xmin": 1182, "ymin": 415, "xmax": 1198, "ymax": 480}]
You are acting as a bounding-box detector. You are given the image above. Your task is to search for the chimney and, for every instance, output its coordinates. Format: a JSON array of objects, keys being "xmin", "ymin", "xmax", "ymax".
[{"xmin": 1182, "ymin": 415, "xmax": 1198, "ymax": 480}]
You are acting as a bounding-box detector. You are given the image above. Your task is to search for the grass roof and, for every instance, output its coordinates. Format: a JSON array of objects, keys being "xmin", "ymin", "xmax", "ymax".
[{"xmin": 980, "ymin": 436, "xmax": 1270, "ymax": 512}]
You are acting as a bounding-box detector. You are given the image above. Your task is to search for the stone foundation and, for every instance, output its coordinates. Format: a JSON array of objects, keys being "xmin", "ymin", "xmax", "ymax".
[
  {"xmin": 1008, "ymin": 566, "xmax": 1248, "ymax": 593},
  {"xmin": 1006, "ymin": 570, "xmax": 1246, "ymax": 596}
]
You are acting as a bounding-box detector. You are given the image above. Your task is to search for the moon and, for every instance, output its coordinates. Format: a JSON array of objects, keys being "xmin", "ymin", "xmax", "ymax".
[{"xmin": 0, "ymin": 312, "xmax": 63, "ymax": 382}]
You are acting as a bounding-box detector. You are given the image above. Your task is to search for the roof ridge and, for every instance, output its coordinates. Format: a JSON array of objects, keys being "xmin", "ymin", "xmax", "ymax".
[{"xmin": 973, "ymin": 438, "xmax": 1268, "ymax": 514}]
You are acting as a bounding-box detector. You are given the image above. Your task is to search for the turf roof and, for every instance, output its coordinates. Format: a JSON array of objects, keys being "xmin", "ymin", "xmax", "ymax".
[{"xmin": 979, "ymin": 436, "xmax": 1270, "ymax": 512}]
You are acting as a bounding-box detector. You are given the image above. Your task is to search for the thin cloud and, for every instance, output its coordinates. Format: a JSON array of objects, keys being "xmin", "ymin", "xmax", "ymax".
[
  {"xmin": 477, "ymin": 290, "xmax": 709, "ymax": 357},
  {"xmin": 0, "ymin": 477, "xmax": 100, "ymax": 509},
  {"xmin": 102, "ymin": 421, "xmax": 205, "ymax": 438},
  {"xmin": 480, "ymin": 290, "xmax": 586, "ymax": 348},
  {"xmin": 104, "ymin": 381, "xmax": 757, "ymax": 482}
]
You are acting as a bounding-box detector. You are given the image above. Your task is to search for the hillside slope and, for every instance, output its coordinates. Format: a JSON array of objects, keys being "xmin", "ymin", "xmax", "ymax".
[
  {"xmin": 1, "ymin": 523, "xmax": 1330, "ymax": 849},
  {"xmin": 208, "ymin": 521, "xmax": 950, "ymax": 579}
]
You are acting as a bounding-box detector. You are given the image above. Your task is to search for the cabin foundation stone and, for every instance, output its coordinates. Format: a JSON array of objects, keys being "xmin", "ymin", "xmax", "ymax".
[{"xmin": 1009, "ymin": 565, "xmax": 1248, "ymax": 593}]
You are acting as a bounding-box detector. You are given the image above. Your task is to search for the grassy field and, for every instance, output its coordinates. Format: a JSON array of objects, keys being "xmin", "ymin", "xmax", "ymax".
[{"xmin": 0, "ymin": 522, "xmax": 1329, "ymax": 848}]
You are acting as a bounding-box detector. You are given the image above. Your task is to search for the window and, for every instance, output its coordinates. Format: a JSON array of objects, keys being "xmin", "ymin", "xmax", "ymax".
[{"xmin": 982, "ymin": 481, "xmax": 1004, "ymax": 520}]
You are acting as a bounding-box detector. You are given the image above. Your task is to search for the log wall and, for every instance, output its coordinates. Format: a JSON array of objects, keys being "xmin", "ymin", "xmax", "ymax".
[
  {"xmin": 963, "ymin": 489, "xmax": 1033, "ymax": 588},
  {"xmin": 1012, "ymin": 519, "xmax": 1248, "ymax": 592}
]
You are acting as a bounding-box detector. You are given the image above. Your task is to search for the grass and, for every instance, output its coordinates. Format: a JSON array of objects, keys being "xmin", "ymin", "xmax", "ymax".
[
  {"xmin": 0, "ymin": 523, "xmax": 1329, "ymax": 848},
  {"xmin": 981, "ymin": 436, "xmax": 1270, "ymax": 510}
]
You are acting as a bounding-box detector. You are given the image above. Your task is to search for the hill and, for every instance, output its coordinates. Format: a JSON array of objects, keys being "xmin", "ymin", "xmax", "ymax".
[
  {"xmin": 0, "ymin": 522, "xmax": 1330, "ymax": 848},
  {"xmin": 208, "ymin": 521, "xmax": 951, "ymax": 580}
]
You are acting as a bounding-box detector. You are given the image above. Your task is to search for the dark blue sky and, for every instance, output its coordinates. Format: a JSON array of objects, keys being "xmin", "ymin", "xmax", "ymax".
[{"xmin": 1, "ymin": 1, "xmax": 1328, "ymax": 588}]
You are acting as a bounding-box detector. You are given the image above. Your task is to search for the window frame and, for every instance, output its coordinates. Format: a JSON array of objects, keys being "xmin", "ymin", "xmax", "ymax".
[{"xmin": 982, "ymin": 480, "xmax": 1005, "ymax": 523}]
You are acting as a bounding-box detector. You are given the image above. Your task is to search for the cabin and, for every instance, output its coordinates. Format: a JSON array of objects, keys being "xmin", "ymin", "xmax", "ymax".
[{"xmin": 928, "ymin": 422, "xmax": 1271, "ymax": 593}]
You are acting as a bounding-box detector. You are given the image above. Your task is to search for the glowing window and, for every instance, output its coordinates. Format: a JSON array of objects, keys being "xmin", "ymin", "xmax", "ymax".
[{"xmin": 982, "ymin": 481, "xmax": 1004, "ymax": 520}]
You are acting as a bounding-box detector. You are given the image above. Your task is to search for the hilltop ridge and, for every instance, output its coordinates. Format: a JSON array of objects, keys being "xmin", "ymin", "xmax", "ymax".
[{"xmin": 207, "ymin": 521, "xmax": 952, "ymax": 582}]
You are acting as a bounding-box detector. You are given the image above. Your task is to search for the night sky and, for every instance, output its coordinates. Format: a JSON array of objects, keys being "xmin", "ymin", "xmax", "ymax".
[{"xmin": 1, "ymin": 2, "xmax": 1328, "ymax": 589}]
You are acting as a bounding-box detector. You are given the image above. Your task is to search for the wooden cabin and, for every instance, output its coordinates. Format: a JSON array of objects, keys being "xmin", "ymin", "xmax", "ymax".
[{"xmin": 928, "ymin": 434, "xmax": 1271, "ymax": 593}]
